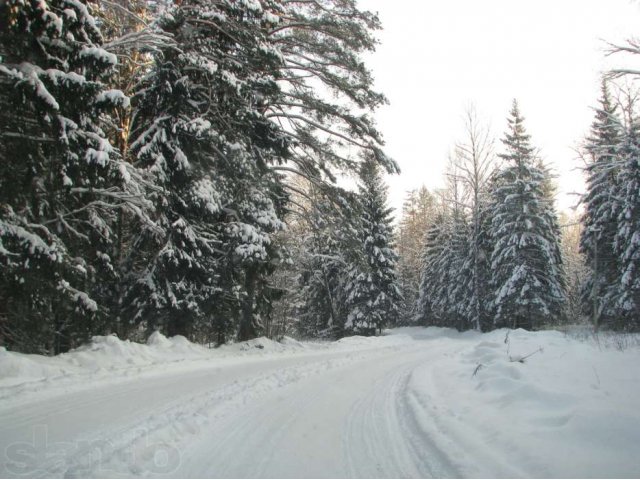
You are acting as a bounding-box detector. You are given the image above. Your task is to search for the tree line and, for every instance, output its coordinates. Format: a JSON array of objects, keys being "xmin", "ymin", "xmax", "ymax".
[
  {"xmin": 397, "ymin": 85, "xmax": 640, "ymax": 333},
  {"xmin": 0, "ymin": 0, "xmax": 400, "ymax": 353},
  {"xmin": 407, "ymin": 102, "xmax": 565, "ymax": 332},
  {"xmin": 2, "ymin": 0, "xmax": 640, "ymax": 355}
]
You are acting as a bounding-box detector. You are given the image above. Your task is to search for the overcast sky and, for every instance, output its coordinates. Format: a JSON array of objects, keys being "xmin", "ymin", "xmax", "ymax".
[{"xmin": 363, "ymin": 0, "xmax": 640, "ymax": 217}]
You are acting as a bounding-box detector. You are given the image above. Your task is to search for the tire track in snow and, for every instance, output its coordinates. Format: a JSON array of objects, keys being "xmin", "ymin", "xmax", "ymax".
[
  {"xmin": 343, "ymin": 353, "xmax": 459, "ymax": 478},
  {"xmin": 180, "ymin": 345, "xmax": 460, "ymax": 478},
  {"xmin": 1, "ymin": 334, "xmax": 467, "ymax": 478}
]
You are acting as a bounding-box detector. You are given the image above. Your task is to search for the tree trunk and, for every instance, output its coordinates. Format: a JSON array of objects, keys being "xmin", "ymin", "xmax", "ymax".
[{"xmin": 238, "ymin": 266, "xmax": 258, "ymax": 341}]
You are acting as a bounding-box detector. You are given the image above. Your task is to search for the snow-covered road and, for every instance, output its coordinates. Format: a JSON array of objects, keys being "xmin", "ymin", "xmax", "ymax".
[
  {"xmin": 1, "ymin": 327, "xmax": 640, "ymax": 478},
  {"xmin": 175, "ymin": 343, "xmax": 455, "ymax": 479},
  {"xmin": 0, "ymin": 334, "xmax": 457, "ymax": 478}
]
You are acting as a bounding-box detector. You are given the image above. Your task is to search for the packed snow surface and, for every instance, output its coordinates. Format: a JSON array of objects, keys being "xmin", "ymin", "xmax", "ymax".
[{"xmin": 0, "ymin": 327, "xmax": 639, "ymax": 478}]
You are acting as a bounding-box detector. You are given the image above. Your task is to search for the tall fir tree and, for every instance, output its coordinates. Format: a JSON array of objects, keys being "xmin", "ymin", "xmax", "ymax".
[
  {"xmin": 612, "ymin": 116, "xmax": 640, "ymax": 329},
  {"xmin": 125, "ymin": 0, "xmax": 288, "ymax": 340},
  {"xmin": 580, "ymin": 81, "xmax": 625, "ymax": 329},
  {"xmin": 489, "ymin": 101, "xmax": 565, "ymax": 330},
  {"xmin": 459, "ymin": 196, "xmax": 494, "ymax": 331},
  {"xmin": 295, "ymin": 186, "xmax": 361, "ymax": 338},
  {"xmin": 415, "ymin": 214, "xmax": 447, "ymax": 326},
  {"xmin": 344, "ymin": 159, "xmax": 401, "ymax": 334},
  {"xmin": 0, "ymin": 0, "xmax": 147, "ymax": 353}
]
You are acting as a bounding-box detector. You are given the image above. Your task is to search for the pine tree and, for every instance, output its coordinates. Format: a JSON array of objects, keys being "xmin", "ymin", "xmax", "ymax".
[
  {"xmin": 344, "ymin": 159, "xmax": 401, "ymax": 334},
  {"xmin": 580, "ymin": 80, "xmax": 624, "ymax": 329},
  {"xmin": 267, "ymin": 0, "xmax": 397, "ymax": 183},
  {"xmin": 0, "ymin": 0, "xmax": 148, "ymax": 353},
  {"xmin": 489, "ymin": 101, "xmax": 565, "ymax": 330}
]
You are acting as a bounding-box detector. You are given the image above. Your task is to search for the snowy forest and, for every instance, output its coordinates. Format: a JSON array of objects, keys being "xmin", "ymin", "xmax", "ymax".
[{"xmin": 1, "ymin": 0, "xmax": 640, "ymax": 357}]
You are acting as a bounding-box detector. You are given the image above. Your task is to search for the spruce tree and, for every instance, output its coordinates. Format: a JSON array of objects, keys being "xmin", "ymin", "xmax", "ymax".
[
  {"xmin": 125, "ymin": 0, "xmax": 288, "ymax": 340},
  {"xmin": 489, "ymin": 101, "xmax": 565, "ymax": 329},
  {"xmin": 613, "ymin": 118, "xmax": 640, "ymax": 329},
  {"xmin": 0, "ymin": 0, "xmax": 146, "ymax": 352},
  {"xmin": 416, "ymin": 209, "xmax": 470, "ymax": 330},
  {"xmin": 344, "ymin": 159, "xmax": 401, "ymax": 334},
  {"xmin": 415, "ymin": 215, "xmax": 447, "ymax": 327},
  {"xmin": 580, "ymin": 81, "xmax": 624, "ymax": 329},
  {"xmin": 296, "ymin": 186, "xmax": 360, "ymax": 339},
  {"xmin": 459, "ymin": 197, "xmax": 494, "ymax": 331}
]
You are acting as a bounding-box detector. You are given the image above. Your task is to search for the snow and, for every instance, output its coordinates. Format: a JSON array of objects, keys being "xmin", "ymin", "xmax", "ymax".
[
  {"xmin": 0, "ymin": 327, "xmax": 639, "ymax": 477},
  {"xmin": 0, "ymin": 331, "xmax": 312, "ymax": 392},
  {"xmin": 263, "ymin": 11, "xmax": 280, "ymax": 25},
  {"xmin": 191, "ymin": 177, "xmax": 221, "ymax": 214},
  {"xmin": 85, "ymin": 147, "xmax": 110, "ymax": 167},
  {"xmin": 62, "ymin": 8, "xmax": 77, "ymax": 21},
  {"xmin": 406, "ymin": 327, "xmax": 640, "ymax": 477},
  {"xmin": 181, "ymin": 53, "xmax": 218, "ymax": 75},
  {"xmin": 0, "ymin": 218, "xmax": 63, "ymax": 262},
  {"xmin": 237, "ymin": 0, "xmax": 262, "ymax": 13},
  {"xmin": 79, "ymin": 47, "xmax": 117, "ymax": 66},
  {"xmin": 0, "ymin": 64, "xmax": 62, "ymax": 110},
  {"xmin": 95, "ymin": 89, "xmax": 130, "ymax": 108}
]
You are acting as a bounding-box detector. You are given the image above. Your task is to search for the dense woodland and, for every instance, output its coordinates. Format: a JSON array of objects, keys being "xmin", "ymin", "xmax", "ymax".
[{"xmin": 1, "ymin": 0, "xmax": 639, "ymax": 355}]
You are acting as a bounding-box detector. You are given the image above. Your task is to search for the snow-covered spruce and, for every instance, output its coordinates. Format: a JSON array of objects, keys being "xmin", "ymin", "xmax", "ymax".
[
  {"xmin": 0, "ymin": 0, "xmax": 148, "ymax": 353},
  {"xmin": 124, "ymin": 0, "xmax": 288, "ymax": 342},
  {"xmin": 488, "ymin": 100, "xmax": 565, "ymax": 329},
  {"xmin": 344, "ymin": 158, "xmax": 402, "ymax": 334},
  {"xmin": 416, "ymin": 208, "xmax": 473, "ymax": 330},
  {"xmin": 613, "ymin": 116, "xmax": 640, "ymax": 326},
  {"xmin": 295, "ymin": 186, "xmax": 362, "ymax": 339},
  {"xmin": 579, "ymin": 80, "xmax": 626, "ymax": 329}
]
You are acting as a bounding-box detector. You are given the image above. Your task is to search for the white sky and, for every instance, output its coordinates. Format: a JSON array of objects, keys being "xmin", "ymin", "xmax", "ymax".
[{"xmin": 363, "ymin": 0, "xmax": 640, "ymax": 217}]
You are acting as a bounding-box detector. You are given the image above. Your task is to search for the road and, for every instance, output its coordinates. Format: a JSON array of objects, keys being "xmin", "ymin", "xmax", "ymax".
[
  {"xmin": 0, "ymin": 331, "xmax": 460, "ymax": 478},
  {"xmin": 3, "ymin": 327, "xmax": 640, "ymax": 478}
]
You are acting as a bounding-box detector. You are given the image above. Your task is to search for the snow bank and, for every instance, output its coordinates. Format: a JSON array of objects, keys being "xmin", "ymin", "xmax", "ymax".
[
  {"xmin": 219, "ymin": 336, "xmax": 307, "ymax": 354},
  {"xmin": 0, "ymin": 332, "xmax": 313, "ymax": 392},
  {"xmin": 405, "ymin": 327, "xmax": 640, "ymax": 478},
  {"xmin": 0, "ymin": 330, "xmax": 408, "ymax": 394},
  {"xmin": 0, "ymin": 333, "xmax": 209, "ymax": 389}
]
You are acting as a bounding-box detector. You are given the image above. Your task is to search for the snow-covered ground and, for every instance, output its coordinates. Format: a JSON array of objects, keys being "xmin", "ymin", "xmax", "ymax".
[{"xmin": 1, "ymin": 327, "xmax": 639, "ymax": 478}]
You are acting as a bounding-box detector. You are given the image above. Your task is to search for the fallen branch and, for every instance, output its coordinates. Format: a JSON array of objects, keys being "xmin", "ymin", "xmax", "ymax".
[{"xmin": 509, "ymin": 347, "xmax": 543, "ymax": 363}]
